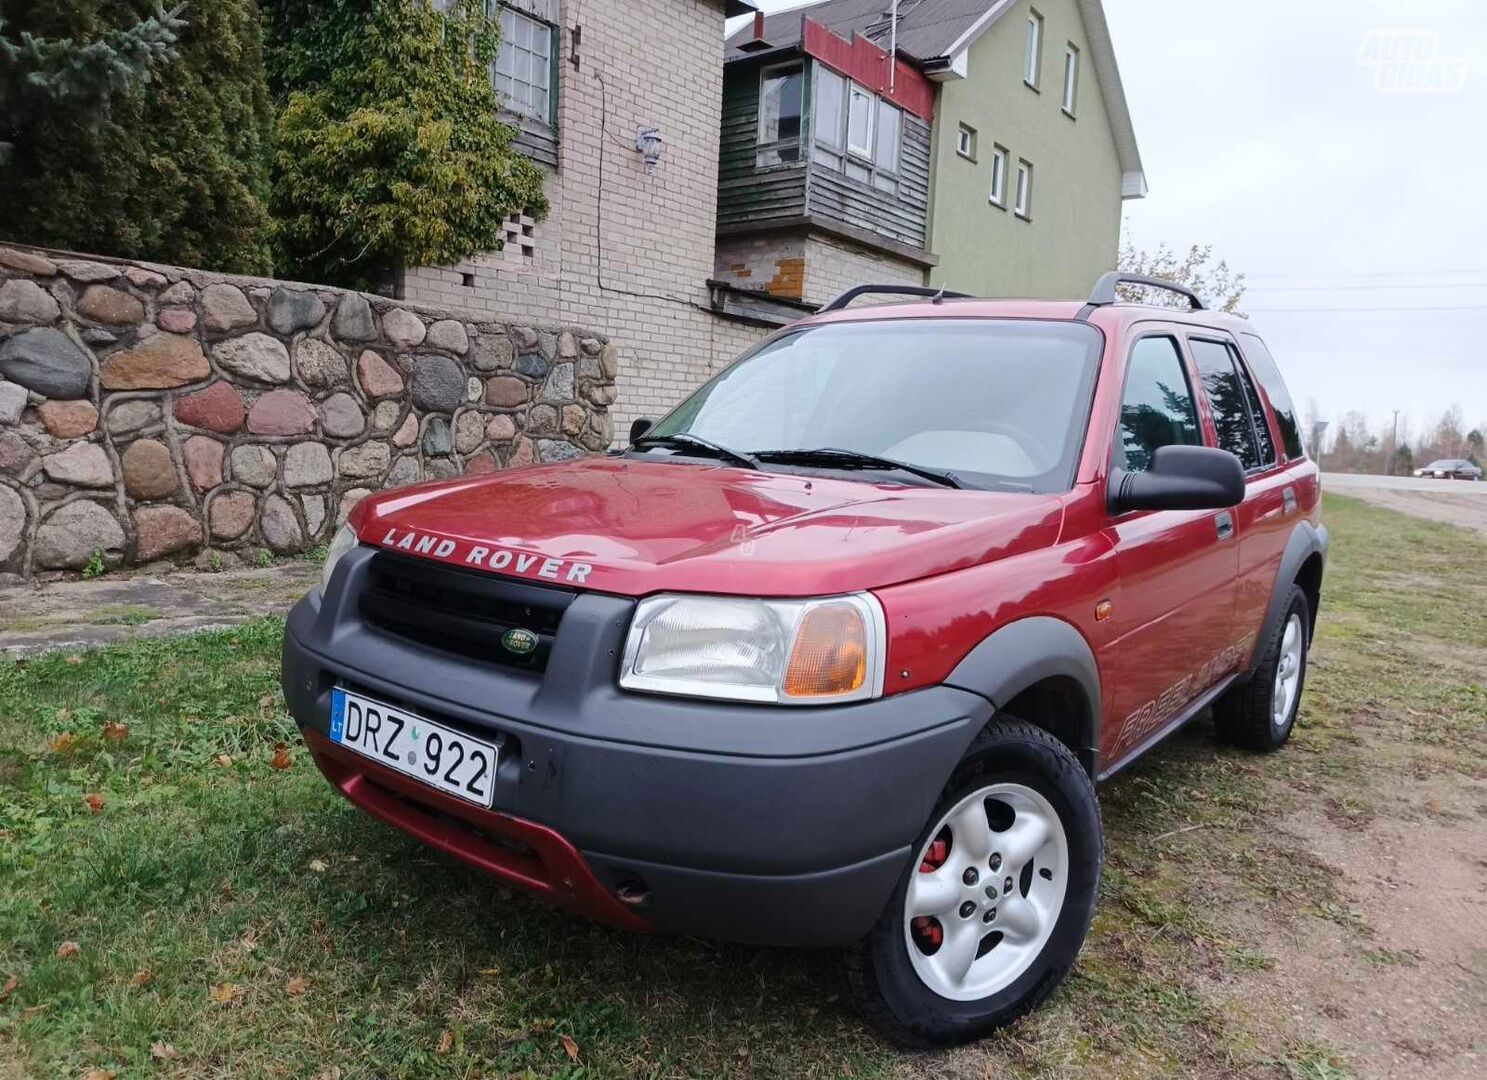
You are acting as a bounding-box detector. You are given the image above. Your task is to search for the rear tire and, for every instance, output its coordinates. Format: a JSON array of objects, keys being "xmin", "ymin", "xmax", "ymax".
[
  {"xmin": 845, "ymin": 720, "xmax": 1102, "ymax": 1048},
  {"xmin": 1214, "ymin": 585, "xmax": 1310, "ymax": 752}
]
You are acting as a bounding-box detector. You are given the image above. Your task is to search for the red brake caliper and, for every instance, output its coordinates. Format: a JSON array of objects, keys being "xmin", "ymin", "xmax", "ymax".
[
  {"xmin": 911, "ymin": 831, "xmax": 950, "ymax": 950},
  {"xmin": 919, "ymin": 836, "xmax": 948, "ymax": 874}
]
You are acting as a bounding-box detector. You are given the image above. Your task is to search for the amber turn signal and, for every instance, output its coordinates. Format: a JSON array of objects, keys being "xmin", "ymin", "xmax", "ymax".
[{"xmin": 783, "ymin": 603, "xmax": 868, "ymax": 698}]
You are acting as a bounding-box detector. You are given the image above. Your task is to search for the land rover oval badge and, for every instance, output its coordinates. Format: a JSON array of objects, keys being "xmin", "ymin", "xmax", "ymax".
[{"xmin": 501, "ymin": 628, "xmax": 539, "ymax": 656}]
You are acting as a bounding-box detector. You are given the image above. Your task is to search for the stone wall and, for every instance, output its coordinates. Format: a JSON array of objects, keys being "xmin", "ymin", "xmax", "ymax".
[{"xmin": 0, "ymin": 246, "xmax": 616, "ymax": 578}]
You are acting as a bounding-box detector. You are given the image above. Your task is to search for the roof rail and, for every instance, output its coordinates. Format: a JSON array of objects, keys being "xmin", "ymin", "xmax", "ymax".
[
  {"xmin": 1078, "ymin": 272, "xmax": 1205, "ymax": 320},
  {"xmin": 818, "ymin": 284, "xmax": 974, "ymax": 313}
]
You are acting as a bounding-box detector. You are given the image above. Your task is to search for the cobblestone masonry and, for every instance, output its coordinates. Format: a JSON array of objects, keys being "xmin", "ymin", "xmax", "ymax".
[{"xmin": 0, "ymin": 246, "xmax": 615, "ymax": 577}]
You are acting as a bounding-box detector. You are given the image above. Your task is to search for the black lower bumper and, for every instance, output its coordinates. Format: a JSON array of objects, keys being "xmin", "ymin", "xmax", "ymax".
[{"xmin": 281, "ymin": 549, "xmax": 992, "ymax": 946}]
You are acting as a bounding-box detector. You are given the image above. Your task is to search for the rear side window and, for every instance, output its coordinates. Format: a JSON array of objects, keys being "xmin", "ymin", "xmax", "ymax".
[
  {"xmin": 1189, "ymin": 338, "xmax": 1271, "ymax": 470},
  {"xmin": 1239, "ymin": 334, "xmax": 1304, "ymax": 460},
  {"xmin": 1118, "ymin": 336, "xmax": 1202, "ymax": 472}
]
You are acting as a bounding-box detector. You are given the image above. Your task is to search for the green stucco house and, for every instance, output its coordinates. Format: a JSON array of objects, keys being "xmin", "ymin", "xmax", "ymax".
[{"xmin": 711, "ymin": 0, "xmax": 1145, "ymax": 319}]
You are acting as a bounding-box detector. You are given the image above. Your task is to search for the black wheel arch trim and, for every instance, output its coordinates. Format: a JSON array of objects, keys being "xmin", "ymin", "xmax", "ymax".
[
  {"xmin": 941, "ymin": 617, "xmax": 1103, "ymax": 778},
  {"xmin": 1248, "ymin": 520, "xmax": 1328, "ymax": 679}
]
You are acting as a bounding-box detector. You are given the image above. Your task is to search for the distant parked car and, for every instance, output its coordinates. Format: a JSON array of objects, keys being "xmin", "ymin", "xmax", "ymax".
[{"xmin": 1414, "ymin": 459, "xmax": 1482, "ymax": 480}]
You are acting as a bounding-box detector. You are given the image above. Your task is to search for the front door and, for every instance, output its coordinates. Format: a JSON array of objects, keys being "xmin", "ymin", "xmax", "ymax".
[{"xmin": 1101, "ymin": 330, "xmax": 1241, "ymax": 770}]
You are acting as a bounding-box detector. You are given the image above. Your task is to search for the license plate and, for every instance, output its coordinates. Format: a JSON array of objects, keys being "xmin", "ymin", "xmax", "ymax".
[{"xmin": 329, "ymin": 689, "xmax": 498, "ymax": 809}]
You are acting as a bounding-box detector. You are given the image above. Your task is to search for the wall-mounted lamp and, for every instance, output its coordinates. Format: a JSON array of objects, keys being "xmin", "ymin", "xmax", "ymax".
[{"xmin": 635, "ymin": 127, "xmax": 664, "ymax": 174}]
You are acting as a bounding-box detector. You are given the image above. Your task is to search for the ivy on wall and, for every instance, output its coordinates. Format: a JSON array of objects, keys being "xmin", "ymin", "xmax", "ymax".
[{"xmin": 264, "ymin": 0, "xmax": 548, "ymax": 291}]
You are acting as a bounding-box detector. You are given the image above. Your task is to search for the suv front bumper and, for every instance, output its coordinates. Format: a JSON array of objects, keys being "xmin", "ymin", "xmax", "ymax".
[{"xmin": 282, "ymin": 547, "xmax": 991, "ymax": 946}]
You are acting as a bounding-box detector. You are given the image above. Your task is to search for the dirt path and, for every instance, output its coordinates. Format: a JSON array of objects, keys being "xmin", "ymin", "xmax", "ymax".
[
  {"xmin": 1262, "ymin": 801, "xmax": 1487, "ymax": 1078},
  {"xmin": 0, "ymin": 560, "xmax": 317, "ymax": 657}
]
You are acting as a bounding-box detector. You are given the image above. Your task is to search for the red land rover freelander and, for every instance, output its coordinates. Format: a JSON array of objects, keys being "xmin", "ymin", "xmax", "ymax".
[{"xmin": 282, "ymin": 274, "xmax": 1325, "ymax": 1046}]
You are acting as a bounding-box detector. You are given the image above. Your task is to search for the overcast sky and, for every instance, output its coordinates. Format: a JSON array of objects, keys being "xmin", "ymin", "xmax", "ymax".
[{"xmin": 732, "ymin": 1, "xmax": 1487, "ymax": 443}]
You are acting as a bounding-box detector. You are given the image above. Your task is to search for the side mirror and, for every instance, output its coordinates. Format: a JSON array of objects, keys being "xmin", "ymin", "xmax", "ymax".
[
  {"xmin": 1109, "ymin": 445, "xmax": 1245, "ymax": 514},
  {"xmin": 629, "ymin": 417, "xmax": 654, "ymax": 444}
]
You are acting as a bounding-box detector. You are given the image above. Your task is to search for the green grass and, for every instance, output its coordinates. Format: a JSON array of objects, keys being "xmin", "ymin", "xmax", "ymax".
[{"xmin": 2, "ymin": 494, "xmax": 1483, "ymax": 1078}]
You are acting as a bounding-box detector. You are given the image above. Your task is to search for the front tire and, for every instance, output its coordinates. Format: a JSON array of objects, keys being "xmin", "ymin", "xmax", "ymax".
[
  {"xmin": 1214, "ymin": 585, "xmax": 1310, "ymax": 752},
  {"xmin": 845, "ymin": 720, "xmax": 1102, "ymax": 1048}
]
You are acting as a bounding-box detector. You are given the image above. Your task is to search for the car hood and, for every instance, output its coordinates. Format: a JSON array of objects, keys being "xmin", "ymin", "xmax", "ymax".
[{"xmin": 350, "ymin": 457, "xmax": 1065, "ymax": 597}]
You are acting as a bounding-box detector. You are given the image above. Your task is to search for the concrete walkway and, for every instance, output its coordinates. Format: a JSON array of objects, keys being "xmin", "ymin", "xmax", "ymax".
[{"xmin": 0, "ymin": 560, "xmax": 317, "ymax": 658}]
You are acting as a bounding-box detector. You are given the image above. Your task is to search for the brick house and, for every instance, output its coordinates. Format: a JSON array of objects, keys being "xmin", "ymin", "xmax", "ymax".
[
  {"xmin": 401, "ymin": 0, "xmax": 767, "ymax": 437},
  {"xmin": 713, "ymin": 0, "xmax": 1146, "ymax": 314}
]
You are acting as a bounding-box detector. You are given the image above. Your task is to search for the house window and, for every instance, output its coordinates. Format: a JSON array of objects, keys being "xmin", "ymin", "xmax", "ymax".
[
  {"xmin": 812, "ymin": 65, "xmax": 846, "ymax": 169},
  {"xmin": 956, "ymin": 123, "xmax": 977, "ymax": 161},
  {"xmin": 989, "ymin": 144, "xmax": 1008, "ymax": 206},
  {"xmin": 873, "ymin": 102, "xmax": 902, "ymax": 193},
  {"xmin": 757, "ymin": 63, "xmax": 804, "ymax": 167},
  {"xmin": 1025, "ymin": 10, "xmax": 1043, "ymax": 88},
  {"xmin": 847, "ymin": 83, "xmax": 876, "ymax": 157},
  {"xmin": 1062, "ymin": 44, "xmax": 1079, "ymax": 115},
  {"xmin": 1015, "ymin": 159, "xmax": 1033, "ymax": 219},
  {"xmin": 810, "ymin": 64, "xmax": 901, "ymax": 192},
  {"xmin": 492, "ymin": 4, "xmax": 554, "ymax": 124}
]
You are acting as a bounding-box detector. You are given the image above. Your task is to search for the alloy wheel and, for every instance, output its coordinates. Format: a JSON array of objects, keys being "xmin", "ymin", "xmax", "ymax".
[
  {"xmin": 903, "ymin": 783, "xmax": 1069, "ymax": 1001},
  {"xmin": 1271, "ymin": 612, "xmax": 1304, "ymax": 730}
]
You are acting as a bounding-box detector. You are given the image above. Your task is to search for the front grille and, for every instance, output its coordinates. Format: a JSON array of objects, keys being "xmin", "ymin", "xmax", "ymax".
[{"xmin": 361, "ymin": 550, "xmax": 577, "ymax": 672}]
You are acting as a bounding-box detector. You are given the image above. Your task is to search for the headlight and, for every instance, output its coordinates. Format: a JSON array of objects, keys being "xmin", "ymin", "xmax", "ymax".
[
  {"xmin": 619, "ymin": 593, "xmax": 886, "ymax": 704},
  {"xmin": 320, "ymin": 523, "xmax": 359, "ymax": 593}
]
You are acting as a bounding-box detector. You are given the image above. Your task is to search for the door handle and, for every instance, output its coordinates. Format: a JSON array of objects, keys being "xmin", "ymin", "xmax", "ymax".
[
  {"xmin": 1282, "ymin": 487, "xmax": 1297, "ymax": 513},
  {"xmin": 1215, "ymin": 511, "xmax": 1235, "ymax": 540}
]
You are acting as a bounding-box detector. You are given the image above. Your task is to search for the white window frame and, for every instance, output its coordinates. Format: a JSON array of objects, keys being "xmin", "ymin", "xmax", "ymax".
[
  {"xmin": 756, "ymin": 61, "xmax": 806, "ymax": 168},
  {"xmin": 989, "ymin": 144, "xmax": 1008, "ymax": 206},
  {"xmin": 491, "ymin": 2, "xmax": 556, "ymax": 126},
  {"xmin": 1015, "ymin": 158, "xmax": 1033, "ymax": 219},
  {"xmin": 956, "ymin": 123, "xmax": 977, "ymax": 161},
  {"xmin": 846, "ymin": 82, "xmax": 876, "ymax": 158},
  {"xmin": 1025, "ymin": 9, "xmax": 1043, "ymax": 89},
  {"xmin": 1062, "ymin": 44, "xmax": 1079, "ymax": 116}
]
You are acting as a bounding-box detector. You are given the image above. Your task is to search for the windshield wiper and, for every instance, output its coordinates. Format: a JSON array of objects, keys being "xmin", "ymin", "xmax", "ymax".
[
  {"xmin": 632, "ymin": 433, "xmax": 760, "ymax": 470},
  {"xmin": 754, "ymin": 448, "xmax": 965, "ymax": 489}
]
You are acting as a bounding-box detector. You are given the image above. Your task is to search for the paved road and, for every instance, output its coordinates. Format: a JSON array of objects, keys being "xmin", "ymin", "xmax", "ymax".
[
  {"xmin": 1323, "ymin": 472, "xmax": 1487, "ymax": 535},
  {"xmin": 1324, "ymin": 472, "xmax": 1487, "ymax": 495}
]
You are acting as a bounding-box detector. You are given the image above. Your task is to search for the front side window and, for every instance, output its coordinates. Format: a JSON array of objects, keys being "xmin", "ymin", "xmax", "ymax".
[
  {"xmin": 758, "ymin": 64, "xmax": 804, "ymax": 167},
  {"xmin": 1239, "ymin": 334, "xmax": 1304, "ymax": 459},
  {"xmin": 1118, "ymin": 336, "xmax": 1202, "ymax": 472},
  {"xmin": 1190, "ymin": 338, "xmax": 1264, "ymax": 470},
  {"xmin": 646, "ymin": 319, "xmax": 1104, "ymax": 493},
  {"xmin": 493, "ymin": 5, "xmax": 554, "ymax": 124},
  {"xmin": 1015, "ymin": 159, "xmax": 1033, "ymax": 218},
  {"xmin": 1025, "ymin": 10, "xmax": 1043, "ymax": 87},
  {"xmin": 989, "ymin": 144, "xmax": 1008, "ymax": 206},
  {"xmin": 1062, "ymin": 44, "xmax": 1079, "ymax": 115}
]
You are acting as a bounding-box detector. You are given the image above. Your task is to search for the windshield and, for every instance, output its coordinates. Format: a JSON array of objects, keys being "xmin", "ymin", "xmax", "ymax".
[{"xmin": 643, "ymin": 318, "xmax": 1103, "ymax": 492}]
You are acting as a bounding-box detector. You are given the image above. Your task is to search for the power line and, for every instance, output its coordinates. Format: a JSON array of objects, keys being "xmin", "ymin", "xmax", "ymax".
[
  {"xmin": 1247, "ymin": 281, "xmax": 1487, "ymax": 293},
  {"xmin": 1248, "ymin": 268, "xmax": 1487, "ymax": 281},
  {"xmin": 1245, "ymin": 304, "xmax": 1487, "ymax": 314}
]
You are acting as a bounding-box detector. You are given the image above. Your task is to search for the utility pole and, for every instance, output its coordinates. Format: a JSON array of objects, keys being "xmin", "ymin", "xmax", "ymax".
[
  {"xmin": 1388, "ymin": 409, "xmax": 1400, "ymax": 475},
  {"xmin": 889, "ymin": 0, "xmax": 899, "ymax": 92}
]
